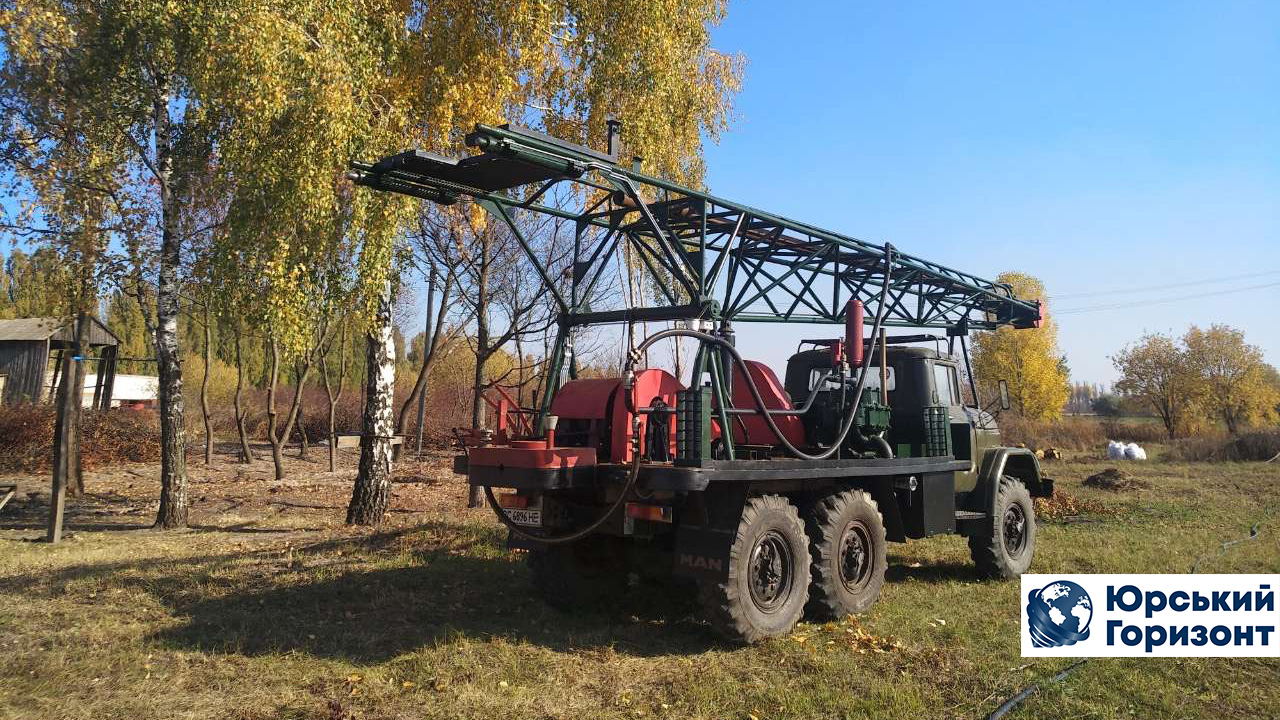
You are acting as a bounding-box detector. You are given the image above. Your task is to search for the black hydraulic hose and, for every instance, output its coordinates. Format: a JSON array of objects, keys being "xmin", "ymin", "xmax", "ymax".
[
  {"xmin": 487, "ymin": 244, "xmax": 891, "ymax": 537},
  {"xmin": 872, "ymin": 434, "xmax": 894, "ymax": 459},
  {"xmin": 984, "ymin": 660, "xmax": 1088, "ymax": 720},
  {"xmin": 627, "ymin": 246, "xmax": 894, "ymax": 462},
  {"xmin": 483, "ymin": 439, "xmax": 643, "ymax": 546}
]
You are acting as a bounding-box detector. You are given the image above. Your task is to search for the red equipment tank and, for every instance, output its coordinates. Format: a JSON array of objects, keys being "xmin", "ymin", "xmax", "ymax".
[
  {"xmin": 550, "ymin": 368, "xmax": 683, "ymax": 463},
  {"xmin": 725, "ymin": 360, "xmax": 807, "ymax": 447}
]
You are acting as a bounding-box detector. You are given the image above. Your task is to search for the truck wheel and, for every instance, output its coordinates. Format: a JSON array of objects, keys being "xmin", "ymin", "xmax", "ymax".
[
  {"xmin": 805, "ymin": 489, "xmax": 887, "ymax": 620},
  {"xmin": 699, "ymin": 495, "xmax": 810, "ymax": 643},
  {"xmin": 968, "ymin": 476, "xmax": 1036, "ymax": 579},
  {"xmin": 527, "ymin": 539, "xmax": 628, "ymax": 611}
]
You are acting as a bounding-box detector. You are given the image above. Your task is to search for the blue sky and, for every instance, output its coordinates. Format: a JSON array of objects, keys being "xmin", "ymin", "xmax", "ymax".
[
  {"xmin": 704, "ymin": 1, "xmax": 1279, "ymax": 384},
  {"xmin": 4, "ymin": 4, "xmax": 1275, "ymax": 386}
]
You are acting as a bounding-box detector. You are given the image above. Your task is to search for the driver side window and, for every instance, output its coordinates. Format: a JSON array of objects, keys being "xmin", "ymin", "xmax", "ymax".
[{"xmin": 933, "ymin": 363, "xmax": 959, "ymax": 405}]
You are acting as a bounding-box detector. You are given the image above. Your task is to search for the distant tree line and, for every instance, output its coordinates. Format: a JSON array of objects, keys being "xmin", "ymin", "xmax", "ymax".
[
  {"xmin": 966, "ymin": 271, "xmax": 1278, "ymax": 437},
  {"xmin": 1113, "ymin": 325, "xmax": 1280, "ymax": 438}
]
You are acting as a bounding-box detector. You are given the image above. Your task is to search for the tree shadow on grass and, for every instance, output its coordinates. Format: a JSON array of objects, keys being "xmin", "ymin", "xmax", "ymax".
[
  {"xmin": 1, "ymin": 517, "xmax": 714, "ymax": 659},
  {"xmin": 6, "ymin": 517, "xmax": 990, "ymax": 662},
  {"xmin": 0, "ymin": 489, "xmax": 153, "ymax": 533},
  {"xmin": 151, "ymin": 550, "xmax": 716, "ymax": 661}
]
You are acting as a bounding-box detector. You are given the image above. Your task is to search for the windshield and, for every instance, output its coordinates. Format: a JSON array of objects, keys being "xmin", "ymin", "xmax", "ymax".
[{"xmin": 809, "ymin": 366, "xmax": 896, "ymax": 392}]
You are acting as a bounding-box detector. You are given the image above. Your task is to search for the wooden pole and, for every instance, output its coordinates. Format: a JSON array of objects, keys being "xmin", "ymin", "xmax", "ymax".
[
  {"xmin": 47, "ymin": 315, "xmax": 88, "ymax": 542},
  {"xmin": 99, "ymin": 345, "xmax": 117, "ymax": 410}
]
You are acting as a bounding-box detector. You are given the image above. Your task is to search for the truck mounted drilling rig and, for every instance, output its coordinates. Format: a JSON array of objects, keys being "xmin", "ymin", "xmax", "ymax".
[{"xmin": 351, "ymin": 122, "xmax": 1051, "ymax": 643}]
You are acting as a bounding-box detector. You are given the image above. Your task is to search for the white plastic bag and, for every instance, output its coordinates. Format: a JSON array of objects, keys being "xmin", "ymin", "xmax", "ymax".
[
  {"xmin": 1107, "ymin": 440, "xmax": 1126, "ymax": 460},
  {"xmin": 1124, "ymin": 442, "xmax": 1147, "ymax": 461}
]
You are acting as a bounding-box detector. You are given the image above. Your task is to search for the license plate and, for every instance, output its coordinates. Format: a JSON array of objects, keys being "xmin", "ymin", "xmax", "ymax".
[{"xmin": 504, "ymin": 507, "xmax": 542, "ymax": 527}]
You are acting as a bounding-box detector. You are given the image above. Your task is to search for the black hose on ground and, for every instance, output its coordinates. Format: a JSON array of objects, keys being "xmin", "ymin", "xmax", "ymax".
[{"xmin": 983, "ymin": 660, "xmax": 1088, "ymax": 720}]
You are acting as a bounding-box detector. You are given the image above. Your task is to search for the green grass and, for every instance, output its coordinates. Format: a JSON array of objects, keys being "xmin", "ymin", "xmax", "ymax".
[{"xmin": 0, "ymin": 454, "xmax": 1277, "ymax": 719}]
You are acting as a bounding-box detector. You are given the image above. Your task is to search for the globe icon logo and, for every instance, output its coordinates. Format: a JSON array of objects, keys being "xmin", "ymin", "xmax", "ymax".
[{"xmin": 1026, "ymin": 580, "xmax": 1092, "ymax": 648}]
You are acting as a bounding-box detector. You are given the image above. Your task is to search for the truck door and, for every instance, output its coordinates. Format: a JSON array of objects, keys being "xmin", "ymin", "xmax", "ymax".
[{"xmin": 932, "ymin": 361, "xmax": 978, "ymax": 490}]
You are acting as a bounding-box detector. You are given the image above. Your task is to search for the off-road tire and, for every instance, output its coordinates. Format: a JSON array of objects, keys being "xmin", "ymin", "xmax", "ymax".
[
  {"xmin": 699, "ymin": 495, "xmax": 810, "ymax": 643},
  {"xmin": 968, "ymin": 476, "xmax": 1036, "ymax": 578},
  {"xmin": 804, "ymin": 489, "xmax": 888, "ymax": 620},
  {"xmin": 527, "ymin": 538, "xmax": 628, "ymax": 611}
]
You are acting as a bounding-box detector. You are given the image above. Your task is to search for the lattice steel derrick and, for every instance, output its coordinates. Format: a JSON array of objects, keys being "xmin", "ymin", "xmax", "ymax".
[{"xmin": 350, "ymin": 123, "xmax": 1041, "ymax": 332}]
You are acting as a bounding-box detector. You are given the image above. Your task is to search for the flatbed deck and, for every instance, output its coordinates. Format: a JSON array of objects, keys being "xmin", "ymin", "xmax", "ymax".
[{"xmin": 464, "ymin": 454, "xmax": 970, "ymax": 491}]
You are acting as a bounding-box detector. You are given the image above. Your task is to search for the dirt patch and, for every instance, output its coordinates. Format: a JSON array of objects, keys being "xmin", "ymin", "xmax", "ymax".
[{"xmin": 1083, "ymin": 467, "xmax": 1151, "ymax": 492}]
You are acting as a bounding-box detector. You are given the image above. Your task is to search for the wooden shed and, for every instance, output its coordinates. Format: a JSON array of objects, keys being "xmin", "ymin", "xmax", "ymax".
[{"xmin": 0, "ymin": 316, "xmax": 120, "ymax": 408}]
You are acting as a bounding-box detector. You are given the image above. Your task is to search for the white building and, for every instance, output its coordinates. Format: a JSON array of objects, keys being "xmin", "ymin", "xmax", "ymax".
[{"xmin": 82, "ymin": 373, "xmax": 158, "ymax": 408}]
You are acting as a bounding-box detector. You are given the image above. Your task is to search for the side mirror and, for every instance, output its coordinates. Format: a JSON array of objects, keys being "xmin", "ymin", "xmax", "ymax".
[{"xmin": 998, "ymin": 380, "xmax": 1011, "ymax": 411}]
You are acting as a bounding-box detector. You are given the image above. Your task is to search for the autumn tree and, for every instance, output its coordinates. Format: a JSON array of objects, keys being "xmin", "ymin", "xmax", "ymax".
[
  {"xmin": 971, "ymin": 272, "xmax": 1070, "ymax": 420},
  {"xmin": 0, "ymin": 20, "xmax": 127, "ymax": 540},
  {"xmin": 5, "ymin": 0, "xmax": 740, "ymax": 528},
  {"xmin": 1112, "ymin": 333, "xmax": 1202, "ymax": 439},
  {"xmin": 2, "ymin": 0, "xmax": 225, "ymax": 528},
  {"xmin": 341, "ymin": 0, "xmax": 742, "ymax": 522},
  {"xmin": 0, "ymin": 249, "xmax": 70, "ymax": 318},
  {"xmin": 1183, "ymin": 324, "xmax": 1279, "ymax": 434},
  {"xmin": 395, "ymin": 261, "xmax": 464, "ymax": 441}
]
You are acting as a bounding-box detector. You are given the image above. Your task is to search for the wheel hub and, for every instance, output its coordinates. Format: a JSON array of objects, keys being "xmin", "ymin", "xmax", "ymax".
[
  {"xmin": 1003, "ymin": 504, "xmax": 1027, "ymax": 556},
  {"xmin": 748, "ymin": 530, "xmax": 793, "ymax": 612},
  {"xmin": 838, "ymin": 522, "xmax": 873, "ymax": 592}
]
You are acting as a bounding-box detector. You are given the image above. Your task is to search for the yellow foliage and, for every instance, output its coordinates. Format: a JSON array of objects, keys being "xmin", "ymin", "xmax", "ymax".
[
  {"xmin": 1114, "ymin": 325, "xmax": 1278, "ymax": 437},
  {"xmin": 1112, "ymin": 333, "xmax": 1203, "ymax": 438},
  {"xmin": 1183, "ymin": 324, "xmax": 1279, "ymax": 433},
  {"xmin": 971, "ymin": 272, "xmax": 1069, "ymax": 421}
]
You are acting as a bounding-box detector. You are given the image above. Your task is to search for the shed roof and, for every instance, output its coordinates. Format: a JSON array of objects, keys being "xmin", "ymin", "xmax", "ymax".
[{"xmin": 0, "ymin": 316, "xmax": 120, "ymax": 346}]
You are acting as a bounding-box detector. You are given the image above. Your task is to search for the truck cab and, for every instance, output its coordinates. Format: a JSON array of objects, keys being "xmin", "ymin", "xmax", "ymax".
[{"xmin": 781, "ymin": 343, "xmax": 1002, "ymax": 492}]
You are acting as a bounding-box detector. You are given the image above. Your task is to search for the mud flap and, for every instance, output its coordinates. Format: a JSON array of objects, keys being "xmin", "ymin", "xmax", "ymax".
[
  {"xmin": 671, "ymin": 525, "xmax": 734, "ymax": 582},
  {"xmin": 868, "ymin": 480, "xmax": 907, "ymax": 543},
  {"xmin": 506, "ymin": 529, "xmax": 546, "ymax": 552}
]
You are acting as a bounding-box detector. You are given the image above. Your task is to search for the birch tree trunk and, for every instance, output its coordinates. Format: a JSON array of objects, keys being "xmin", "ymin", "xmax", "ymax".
[
  {"xmin": 152, "ymin": 75, "xmax": 189, "ymax": 530},
  {"xmin": 347, "ymin": 281, "xmax": 396, "ymax": 525}
]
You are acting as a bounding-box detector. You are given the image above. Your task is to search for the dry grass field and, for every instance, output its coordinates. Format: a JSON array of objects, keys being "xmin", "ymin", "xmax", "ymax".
[{"xmin": 0, "ymin": 444, "xmax": 1276, "ymax": 719}]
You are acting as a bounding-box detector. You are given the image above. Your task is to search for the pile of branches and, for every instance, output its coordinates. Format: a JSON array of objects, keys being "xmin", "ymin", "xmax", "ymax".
[{"xmin": 0, "ymin": 404, "xmax": 161, "ymax": 473}]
